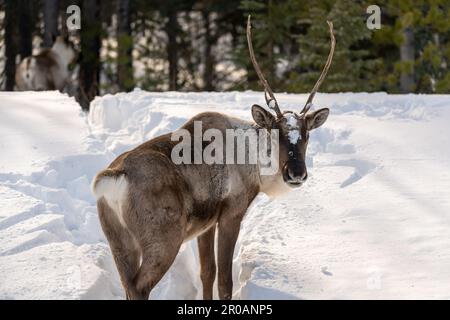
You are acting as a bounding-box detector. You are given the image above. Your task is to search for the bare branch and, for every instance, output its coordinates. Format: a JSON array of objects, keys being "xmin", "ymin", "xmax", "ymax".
[
  {"xmin": 246, "ymin": 15, "xmax": 283, "ymax": 118},
  {"xmin": 300, "ymin": 20, "xmax": 336, "ymax": 115}
]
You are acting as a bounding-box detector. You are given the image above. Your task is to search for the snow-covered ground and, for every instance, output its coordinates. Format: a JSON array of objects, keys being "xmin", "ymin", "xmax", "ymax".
[{"xmin": 1, "ymin": 90, "xmax": 450, "ymax": 299}]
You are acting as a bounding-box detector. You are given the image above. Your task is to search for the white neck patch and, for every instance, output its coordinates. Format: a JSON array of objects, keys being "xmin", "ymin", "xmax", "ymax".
[
  {"xmin": 285, "ymin": 113, "xmax": 301, "ymax": 144},
  {"xmin": 52, "ymin": 41, "xmax": 75, "ymax": 67}
]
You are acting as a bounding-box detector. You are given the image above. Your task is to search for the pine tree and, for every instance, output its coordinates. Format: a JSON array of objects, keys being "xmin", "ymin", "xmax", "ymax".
[
  {"xmin": 132, "ymin": 2, "xmax": 168, "ymax": 91},
  {"xmin": 374, "ymin": 0, "xmax": 449, "ymax": 93},
  {"xmin": 117, "ymin": 0, "xmax": 134, "ymax": 92},
  {"xmin": 4, "ymin": 0, "xmax": 17, "ymax": 91},
  {"xmin": 78, "ymin": 0, "xmax": 102, "ymax": 110},
  {"xmin": 235, "ymin": 0, "xmax": 298, "ymax": 91},
  {"xmin": 43, "ymin": 0, "xmax": 60, "ymax": 48},
  {"xmin": 18, "ymin": 0, "xmax": 35, "ymax": 58},
  {"xmin": 0, "ymin": 0, "xmax": 5, "ymax": 89},
  {"xmin": 415, "ymin": 0, "xmax": 450, "ymax": 93},
  {"xmin": 289, "ymin": 0, "xmax": 381, "ymax": 93}
]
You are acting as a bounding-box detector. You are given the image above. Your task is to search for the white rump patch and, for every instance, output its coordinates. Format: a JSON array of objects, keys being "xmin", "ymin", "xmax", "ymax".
[
  {"xmin": 285, "ymin": 114, "xmax": 301, "ymax": 144},
  {"xmin": 92, "ymin": 174, "xmax": 129, "ymax": 227}
]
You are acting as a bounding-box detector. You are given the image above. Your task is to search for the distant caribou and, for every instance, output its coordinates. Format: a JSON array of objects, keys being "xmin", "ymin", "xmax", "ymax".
[
  {"xmin": 92, "ymin": 16, "xmax": 336, "ymax": 300},
  {"xmin": 15, "ymin": 36, "xmax": 77, "ymax": 92}
]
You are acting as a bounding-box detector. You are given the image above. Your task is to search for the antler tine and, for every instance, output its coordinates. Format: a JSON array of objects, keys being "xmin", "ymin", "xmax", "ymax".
[
  {"xmin": 246, "ymin": 15, "xmax": 283, "ymax": 118},
  {"xmin": 300, "ymin": 20, "xmax": 336, "ymax": 115}
]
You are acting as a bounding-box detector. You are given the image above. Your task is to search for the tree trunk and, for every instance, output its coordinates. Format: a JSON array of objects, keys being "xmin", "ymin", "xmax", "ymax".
[
  {"xmin": 400, "ymin": 28, "xmax": 415, "ymax": 93},
  {"xmin": 267, "ymin": 0, "xmax": 275, "ymax": 86},
  {"xmin": 166, "ymin": 11, "xmax": 179, "ymax": 91},
  {"xmin": 43, "ymin": 0, "xmax": 60, "ymax": 48},
  {"xmin": 59, "ymin": 0, "xmax": 69, "ymax": 36},
  {"xmin": 18, "ymin": 0, "xmax": 33, "ymax": 58},
  {"xmin": 4, "ymin": 0, "xmax": 17, "ymax": 90},
  {"xmin": 117, "ymin": 0, "xmax": 134, "ymax": 92},
  {"xmin": 78, "ymin": 0, "xmax": 101, "ymax": 111},
  {"xmin": 202, "ymin": 11, "xmax": 214, "ymax": 91}
]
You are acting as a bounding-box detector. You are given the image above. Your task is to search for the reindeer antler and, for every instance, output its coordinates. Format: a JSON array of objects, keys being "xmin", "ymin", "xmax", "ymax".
[
  {"xmin": 300, "ymin": 20, "xmax": 336, "ymax": 115},
  {"xmin": 246, "ymin": 15, "xmax": 283, "ymax": 119}
]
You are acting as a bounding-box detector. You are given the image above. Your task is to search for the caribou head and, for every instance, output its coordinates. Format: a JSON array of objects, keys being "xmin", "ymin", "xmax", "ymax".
[{"xmin": 247, "ymin": 15, "xmax": 335, "ymax": 188}]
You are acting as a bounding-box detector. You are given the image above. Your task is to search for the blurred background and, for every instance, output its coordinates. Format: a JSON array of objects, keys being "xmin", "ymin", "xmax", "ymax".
[{"xmin": 0, "ymin": 0, "xmax": 449, "ymax": 110}]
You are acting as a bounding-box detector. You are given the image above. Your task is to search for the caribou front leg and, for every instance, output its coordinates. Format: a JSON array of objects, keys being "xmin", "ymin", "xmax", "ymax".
[
  {"xmin": 198, "ymin": 225, "xmax": 217, "ymax": 300},
  {"xmin": 217, "ymin": 211, "xmax": 243, "ymax": 300}
]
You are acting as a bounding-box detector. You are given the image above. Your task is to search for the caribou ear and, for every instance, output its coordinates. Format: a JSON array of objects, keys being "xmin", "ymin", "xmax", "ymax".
[
  {"xmin": 252, "ymin": 104, "xmax": 275, "ymax": 128},
  {"xmin": 306, "ymin": 108, "xmax": 329, "ymax": 130}
]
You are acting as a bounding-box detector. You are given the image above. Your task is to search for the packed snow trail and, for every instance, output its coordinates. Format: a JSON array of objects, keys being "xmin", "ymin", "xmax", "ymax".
[{"xmin": 0, "ymin": 90, "xmax": 450, "ymax": 299}]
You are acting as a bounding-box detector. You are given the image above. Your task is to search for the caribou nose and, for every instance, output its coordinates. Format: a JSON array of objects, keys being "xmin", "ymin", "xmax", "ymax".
[{"xmin": 287, "ymin": 167, "xmax": 307, "ymax": 183}]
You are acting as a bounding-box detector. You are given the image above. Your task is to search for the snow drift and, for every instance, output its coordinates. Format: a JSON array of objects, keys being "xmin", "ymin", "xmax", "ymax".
[{"xmin": 1, "ymin": 90, "xmax": 450, "ymax": 299}]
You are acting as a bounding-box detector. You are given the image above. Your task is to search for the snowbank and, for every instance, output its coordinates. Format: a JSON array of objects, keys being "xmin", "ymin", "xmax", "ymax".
[{"xmin": 1, "ymin": 90, "xmax": 450, "ymax": 299}]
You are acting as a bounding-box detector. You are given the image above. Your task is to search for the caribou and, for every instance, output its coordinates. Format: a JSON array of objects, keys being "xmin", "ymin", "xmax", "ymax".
[
  {"xmin": 92, "ymin": 16, "xmax": 336, "ymax": 300},
  {"xmin": 15, "ymin": 35, "xmax": 77, "ymax": 92}
]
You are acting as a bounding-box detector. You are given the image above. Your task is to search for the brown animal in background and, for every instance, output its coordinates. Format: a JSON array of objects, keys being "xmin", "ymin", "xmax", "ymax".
[
  {"xmin": 15, "ymin": 36, "xmax": 77, "ymax": 91},
  {"xmin": 92, "ymin": 16, "xmax": 335, "ymax": 300}
]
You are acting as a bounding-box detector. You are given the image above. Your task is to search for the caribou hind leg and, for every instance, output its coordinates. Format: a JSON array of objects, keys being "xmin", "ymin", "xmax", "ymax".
[
  {"xmin": 125, "ymin": 177, "xmax": 187, "ymax": 299},
  {"xmin": 97, "ymin": 199, "xmax": 142, "ymax": 299},
  {"xmin": 131, "ymin": 233, "xmax": 183, "ymax": 300}
]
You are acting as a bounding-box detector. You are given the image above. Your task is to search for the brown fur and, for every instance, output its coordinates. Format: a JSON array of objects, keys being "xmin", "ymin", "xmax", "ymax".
[{"xmin": 93, "ymin": 108, "xmax": 328, "ymax": 300}]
